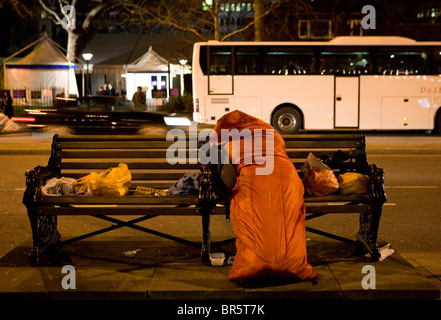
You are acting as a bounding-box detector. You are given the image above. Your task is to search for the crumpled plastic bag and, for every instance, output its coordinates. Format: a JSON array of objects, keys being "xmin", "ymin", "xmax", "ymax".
[
  {"xmin": 42, "ymin": 177, "xmax": 76, "ymax": 196},
  {"xmin": 74, "ymin": 172, "xmax": 98, "ymax": 195},
  {"xmin": 366, "ymin": 243, "xmax": 395, "ymax": 261},
  {"xmin": 74, "ymin": 163, "xmax": 132, "ymax": 196},
  {"xmin": 379, "ymin": 243, "xmax": 395, "ymax": 261},
  {"xmin": 301, "ymin": 153, "xmax": 339, "ymax": 196},
  {"xmin": 338, "ymin": 172, "xmax": 370, "ymax": 195}
]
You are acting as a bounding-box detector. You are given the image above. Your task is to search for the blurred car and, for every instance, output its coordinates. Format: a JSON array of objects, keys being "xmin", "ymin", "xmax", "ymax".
[{"xmin": 12, "ymin": 95, "xmax": 168, "ymax": 132}]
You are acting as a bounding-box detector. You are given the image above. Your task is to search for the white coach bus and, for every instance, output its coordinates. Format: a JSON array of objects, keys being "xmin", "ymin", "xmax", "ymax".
[{"xmin": 191, "ymin": 36, "xmax": 441, "ymax": 134}]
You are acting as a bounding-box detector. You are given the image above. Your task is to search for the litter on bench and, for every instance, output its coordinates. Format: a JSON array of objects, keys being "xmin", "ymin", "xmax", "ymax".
[
  {"xmin": 135, "ymin": 186, "xmax": 167, "ymax": 196},
  {"xmin": 122, "ymin": 249, "xmax": 141, "ymax": 258}
]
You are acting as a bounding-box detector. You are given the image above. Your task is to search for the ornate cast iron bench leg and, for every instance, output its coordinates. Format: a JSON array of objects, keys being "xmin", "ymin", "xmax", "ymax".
[
  {"xmin": 357, "ymin": 164, "xmax": 387, "ymax": 261},
  {"xmin": 199, "ymin": 164, "xmax": 214, "ymax": 263},
  {"xmin": 357, "ymin": 206, "xmax": 382, "ymax": 261},
  {"xmin": 27, "ymin": 213, "xmax": 61, "ymax": 262},
  {"xmin": 23, "ymin": 166, "xmax": 61, "ymax": 262},
  {"xmin": 201, "ymin": 206, "xmax": 212, "ymax": 263}
]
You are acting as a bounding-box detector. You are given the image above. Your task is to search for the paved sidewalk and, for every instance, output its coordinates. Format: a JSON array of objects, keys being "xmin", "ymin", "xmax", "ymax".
[{"xmin": 0, "ymin": 234, "xmax": 439, "ymax": 301}]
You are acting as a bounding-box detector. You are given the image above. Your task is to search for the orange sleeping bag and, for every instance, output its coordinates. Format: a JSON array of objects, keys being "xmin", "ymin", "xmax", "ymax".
[{"xmin": 211, "ymin": 111, "xmax": 319, "ymax": 282}]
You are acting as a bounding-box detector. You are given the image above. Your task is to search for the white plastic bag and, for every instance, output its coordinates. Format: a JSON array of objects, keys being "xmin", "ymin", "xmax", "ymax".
[
  {"xmin": 42, "ymin": 177, "xmax": 76, "ymax": 196},
  {"xmin": 379, "ymin": 243, "xmax": 395, "ymax": 261}
]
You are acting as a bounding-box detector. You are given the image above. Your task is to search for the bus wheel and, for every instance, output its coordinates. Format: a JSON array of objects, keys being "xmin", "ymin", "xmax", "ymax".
[{"xmin": 272, "ymin": 107, "xmax": 302, "ymax": 134}]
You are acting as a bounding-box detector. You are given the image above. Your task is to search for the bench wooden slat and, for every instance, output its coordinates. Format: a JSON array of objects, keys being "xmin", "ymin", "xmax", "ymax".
[
  {"xmin": 55, "ymin": 135, "xmax": 173, "ymax": 141},
  {"xmin": 56, "ymin": 141, "xmax": 205, "ymax": 150},
  {"xmin": 58, "ymin": 161, "xmax": 201, "ymax": 170},
  {"xmin": 211, "ymin": 204, "xmax": 372, "ymax": 215},
  {"xmin": 285, "ymin": 150, "xmax": 355, "ymax": 159},
  {"xmin": 55, "ymin": 134, "xmax": 362, "ymax": 142},
  {"xmin": 305, "ymin": 204, "xmax": 373, "ymax": 214},
  {"xmin": 303, "ymin": 194, "xmax": 372, "ymax": 202},
  {"xmin": 38, "ymin": 206, "xmax": 207, "ymax": 216},
  {"xmin": 131, "ymin": 182, "xmax": 176, "ymax": 189},
  {"xmin": 56, "ymin": 140, "xmax": 362, "ymax": 150},
  {"xmin": 58, "ymin": 160, "xmax": 350, "ymax": 172},
  {"xmin": 62, "ymin": 172, "xmax": 197, "ymax": 180},
  {"xmin": 38, "ymin": 195, "xmax": 199, "ymax": 205},
  {"xmin": 56, "ymin": 150, "xmax": 199, "ymax": 159},
  {"xmin": 284, "ymin": 140, "xmax": 362, "ymax": 149}
]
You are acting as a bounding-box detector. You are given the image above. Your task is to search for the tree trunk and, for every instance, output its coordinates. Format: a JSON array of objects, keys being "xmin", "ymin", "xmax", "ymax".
[
  {"xmin": 66, "ymin": 30, "xmax": 80, "ymax": 62},
  {"xmin": 213, "ymin": 0, "xmax": 221, "ymax": 41},
  {"xmin": 213, "ymin": 12, "xmax": 219, "ymax": 40},
  {"xmin": 254, "ymin": 0, "xmax": 264, "ymax": 41}
]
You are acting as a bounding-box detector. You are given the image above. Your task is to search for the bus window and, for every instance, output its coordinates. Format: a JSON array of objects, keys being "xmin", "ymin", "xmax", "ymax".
[
  {"xmin": 376, "ymin": 47, "xmax": 428, "ymax": 75},
  {"xmin": 236, "ymin": 46, "xmax": 260, "ymax": 74},
  {"xmin": 432, "ymin": 48, "xmax": 441, "ymax": 74},
  {"xmin": 320, "ymin": 47, "xmax": 371, "ymax": 75},
  {"xmin": 209, "ymin": 46, "xmax": 232, "ymax": 75},
  {"xmin": 199, "ymin": 46, "xmax": 208, "ymax": 75},
  {"xmin": 261, "ymin": 47, "xmax": 316, "ymax": 75}
]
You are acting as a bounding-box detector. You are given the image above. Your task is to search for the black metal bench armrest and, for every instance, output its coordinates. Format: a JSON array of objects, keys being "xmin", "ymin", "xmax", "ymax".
[
  {"xmin": 23, "ymin": 165, "xmax": 57, "ymax": 206},
  {"xmin": 198, "ymin": 163, "xmax": 213, "ymax": 203},
  {"xmin": 368, "ymin": 164, "xmax": 387, "ymax": 205}
]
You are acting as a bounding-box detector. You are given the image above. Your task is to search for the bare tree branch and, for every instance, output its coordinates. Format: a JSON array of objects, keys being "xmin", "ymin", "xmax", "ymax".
[
  {"xmin": 222, "ymin": 0, "xmax": 282, "ymax": 41},
  {"xmin": 81, "ymin": 2, "xmax": 108, "ymax": 30},
  {"xmin": 128, "ymin": 0, "xmax": 312, "ymax": 42},
  {"xmin": 39, "ymin": 0, "xmax": 63, "ymax": 25},
  {"xmin": 1, "ymin": 0, "xmax": 32, "ymax": 18}
]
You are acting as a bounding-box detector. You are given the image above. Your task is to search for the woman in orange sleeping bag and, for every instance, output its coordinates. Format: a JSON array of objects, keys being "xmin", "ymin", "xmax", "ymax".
[{"xmin": 210, "ymin": 110, "xmax": 319, "ymax": 282}]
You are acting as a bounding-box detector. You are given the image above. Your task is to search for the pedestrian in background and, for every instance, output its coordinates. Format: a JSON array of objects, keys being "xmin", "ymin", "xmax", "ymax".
[
  {"xmin": 107, "ymin": 83, "xmax": 116, "ymax": 96},
  {"xmin": 96, "ymin": 86, "xmax": 106, "ymax": 95},
  {"xmin": 2, "ymin": 91, "xmax": 13, "ymax": 118},
  {"xmin": 132, "ymin": 86, "xmax": 146, "ymax": 109}
]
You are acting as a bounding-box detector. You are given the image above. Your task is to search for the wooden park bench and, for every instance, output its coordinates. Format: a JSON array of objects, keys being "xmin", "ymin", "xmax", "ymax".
[{"xmin": 23, "ymin": 133, "xmax": 386, "ymax": 263}]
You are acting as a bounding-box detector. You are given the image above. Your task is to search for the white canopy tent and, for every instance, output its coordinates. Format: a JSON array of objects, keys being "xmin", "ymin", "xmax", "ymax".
[
  {"xmin": 2, "ymin": 35, "xmax": 80, "ymax": 106},
  {"xmin": 126, "ymin": 46, "xmax": 191, "ymax": 104}
]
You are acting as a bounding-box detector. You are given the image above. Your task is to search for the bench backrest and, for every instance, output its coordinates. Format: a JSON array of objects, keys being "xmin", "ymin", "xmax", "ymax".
[
  {"xmin": 48, "ymin": 133, "xmax": 368, "ymax": 190},
  {"xmin": 49, "ymin": 134, "xmax": 203, "ymax": 190}
]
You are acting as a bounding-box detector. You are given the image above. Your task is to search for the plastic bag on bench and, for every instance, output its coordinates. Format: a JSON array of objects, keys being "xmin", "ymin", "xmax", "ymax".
[
  {"xmin": 74, "ymin": 172, "xmax": 97, "ymax": 195},
  {"xmin": 338, "ymin": 172, "xmax": 369, "ymax": 195},
  {"xmin": 42, "ymin": 177, "xmax": 76, "ymax": 196},
  {"xmin": 74, "ymin": 163, "xmax": 132, "ymax": 196},
  {"xmin": 301, "ymin": 153, "xmax": 339, "ymax": 196}
]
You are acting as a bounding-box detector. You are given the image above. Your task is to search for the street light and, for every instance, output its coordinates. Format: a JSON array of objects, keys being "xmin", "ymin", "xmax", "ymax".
[
  {"xmin": 82, "ymin": 53, "xmax": 93, "ymax": 95},
  {"xmin": 179, "ymin": 59, "xmax": 187, "ymax": 96}
]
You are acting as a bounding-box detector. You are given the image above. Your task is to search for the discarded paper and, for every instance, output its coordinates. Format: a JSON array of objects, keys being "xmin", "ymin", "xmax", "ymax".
[{"xmin": 122, "ymin": 249, "xmax": 141, "ymax": 258}]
